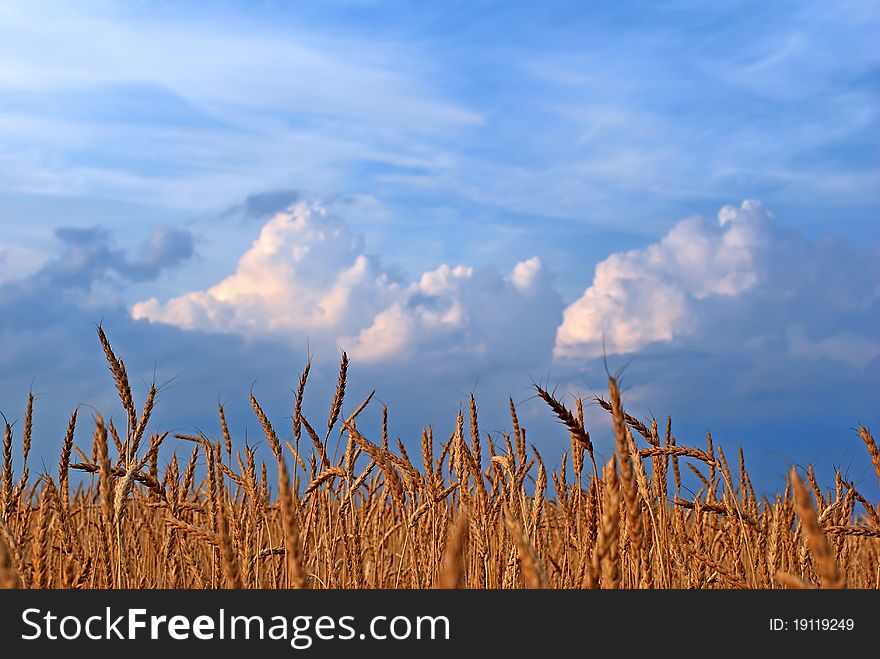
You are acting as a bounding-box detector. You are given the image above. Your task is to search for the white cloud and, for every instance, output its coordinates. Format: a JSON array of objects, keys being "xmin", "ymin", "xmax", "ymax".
[
  {"xmin": 133, "ymin": 203, "xmax": 397, "ymax": 343},
  {"xmin": 508, "ymin": 256, "xmax": 544, "ymax": 294},
  {"xmin": 555, "ymin": 200, "xmax": 771, "ymax": 358},
  {"xmin": 343, "ymin": 264, "xmax": 473, "ymax": 363},
  {"xmin": 133, "ymin": 202, "xmax": 562, "ymax": 368},
  {"xmin": 343, "ymin": 259, "xmax": 562, "ymax": 365}
]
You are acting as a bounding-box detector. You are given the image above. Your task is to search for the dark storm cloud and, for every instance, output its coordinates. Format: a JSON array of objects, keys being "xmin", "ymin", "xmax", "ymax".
[
  {"xmin": 38, "ymin": 225, "xmax": 194, "ymax": 289},
  {"xmin": 223, "ymin": 190, "xmax": 300, "ymax": 221}
]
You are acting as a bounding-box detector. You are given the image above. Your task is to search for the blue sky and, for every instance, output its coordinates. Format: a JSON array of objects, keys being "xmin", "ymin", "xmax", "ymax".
[{"xmin": 0, "ymin": 0, "xmax": 877, "ymax": 495}]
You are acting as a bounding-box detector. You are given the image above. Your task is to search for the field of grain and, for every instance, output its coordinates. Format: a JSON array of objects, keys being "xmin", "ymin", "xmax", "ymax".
[{"xmin": 0, "ymin": 326, "xmax": 877, "ymax": 590}]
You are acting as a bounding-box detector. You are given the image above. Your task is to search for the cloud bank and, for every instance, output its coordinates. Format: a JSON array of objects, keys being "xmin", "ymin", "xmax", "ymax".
[
  {"xmin": 130, "ymin": 199, "xmax": 880, "ymax": 378},
  {"xmin": 555, "ymin": 200, "xmax": 879, "ymax": 365},
  {"xmin": 133, "ymin": 202, "xmax": 563, "ymax": 369}
]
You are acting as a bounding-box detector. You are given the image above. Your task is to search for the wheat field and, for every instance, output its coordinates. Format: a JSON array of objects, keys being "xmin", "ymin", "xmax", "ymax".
[{"xmin": 0, "ymin": 326, "xmax": 877, "ymax": 590}]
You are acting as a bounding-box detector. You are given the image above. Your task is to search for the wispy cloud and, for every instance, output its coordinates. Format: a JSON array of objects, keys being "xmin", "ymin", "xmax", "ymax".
[
  {"xmin": 0, "ymin": 0, "xmax": 875, "ymax": 239},
  {"xmin": 0, "ymin": 1, "xmax": 479, "ymax": 208}
]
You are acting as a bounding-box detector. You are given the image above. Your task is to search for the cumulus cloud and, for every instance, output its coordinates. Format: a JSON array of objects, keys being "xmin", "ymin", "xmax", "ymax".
[
  {"xmin": 555, "ymin": 200, "xmax": 771, "ymax": 357},
  {"xmin": 134, "ymin": 203, "xmax": 395, "ymax": 342},
  {"xmin": 134, "ymin": 202, "xmax": 562, "ymax": 368},
  {"xmin": 555, "ymin": 200, "xmax": 880, "ymax": 369},
  {"xmin": 39, "ymin": 225, "xmax": 194, "ymax": 289},
  {"xmin": 344, "ymin": 258, "xmax": 561, "ymax": 366}
]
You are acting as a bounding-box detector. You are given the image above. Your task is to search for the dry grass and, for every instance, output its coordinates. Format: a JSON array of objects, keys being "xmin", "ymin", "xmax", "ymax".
[{"xmin": 0, "ymin": 327, "xmax": 878, "ymax": 590}]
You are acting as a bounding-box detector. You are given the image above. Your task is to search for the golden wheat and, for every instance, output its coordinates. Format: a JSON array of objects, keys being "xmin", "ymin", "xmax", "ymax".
[{"xmin": 0, "ymin": 328, "xmax": 877, "ymax": 589}]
